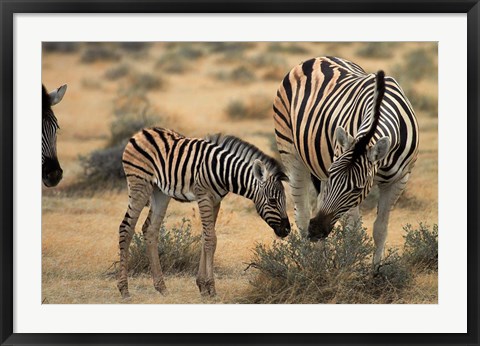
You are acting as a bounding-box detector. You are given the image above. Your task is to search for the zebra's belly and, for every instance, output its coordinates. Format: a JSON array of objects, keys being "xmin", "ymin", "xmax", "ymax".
[{"xmin": 156, "ymin": 181, "xmax": 197, "ymax": 202}]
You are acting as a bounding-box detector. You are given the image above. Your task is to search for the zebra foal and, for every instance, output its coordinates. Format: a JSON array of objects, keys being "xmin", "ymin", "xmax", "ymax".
[
  {"xmin": 118, "ymin": 128, "xmax": 290, "ymax": 298},
  {"xmin": 42, "ymin": 83, "xmax": 67, "ymax": 187},
  {"xmin": 273, "ymin": 57, "xmax": 419, "ymax": 267}
]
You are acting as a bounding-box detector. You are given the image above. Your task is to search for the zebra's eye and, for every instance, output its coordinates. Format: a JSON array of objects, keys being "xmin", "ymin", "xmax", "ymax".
[{"xmin": 268, "ymin": 197, "xmax": 277, "ymax": 205}]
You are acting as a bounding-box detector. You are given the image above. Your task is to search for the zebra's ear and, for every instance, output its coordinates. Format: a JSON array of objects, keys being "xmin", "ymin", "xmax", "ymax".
[
  {"xmin": 252, "ymin": 159, "xmax": 267, "ymax": 183},
  {"xmin": 368, "ymin": 136, "xmax": 391, "ymax": 162},
  {"xmin": 49, "ymin": 84, "xmax": 67, "ymax": 106},
  {"xmin": 335, "ymin": 127, "xmax": 355, "ymax": 150}
]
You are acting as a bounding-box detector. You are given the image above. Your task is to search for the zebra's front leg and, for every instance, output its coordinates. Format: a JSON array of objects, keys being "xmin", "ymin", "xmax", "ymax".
[
  {"xmin": 373, "ymin": 174, "xmax": 410, "ymax": 268},
  {"xmin": 196, "ymin": 197, "xmax": 220, "ymax": 297},
  {"xmin": 290, "ymin": 160, "xmax": 313, "ymax": 236},
  {"xmin": 142, "ymin": 188, "xmax": 170, "ymax": 295}
]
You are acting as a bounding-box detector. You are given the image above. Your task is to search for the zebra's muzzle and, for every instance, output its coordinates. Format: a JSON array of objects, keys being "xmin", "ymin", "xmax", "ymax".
[
  {"xmin": 307, "ymin": 213, "xmax": 333, "ymax": 241},
  {"xmin": 273, "ymin": 218, "xmax": 291, "ymax": 238},
  {"xmin": 42, "ymin": 157, "xmax": 63, "ymax": 187}
]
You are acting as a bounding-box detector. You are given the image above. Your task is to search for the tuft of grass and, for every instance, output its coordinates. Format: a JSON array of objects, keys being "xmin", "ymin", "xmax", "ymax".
[
  {"xmin": 225, "ymin": 95, "xmax": 272, "ymax": 120},
  {"xmin": 127, "ymin": 218, "xmax": 201, "ymax": 276},
  {"xmin": 242, "ymin": 219, "xmax": 414, "ymax": 304},
  {"xmin": 402, "ymin": 223, "xmax": 438, "ymax": 272},
  {"xmin": 355, "ymin": 42, "xmax": 395, "ymax": 58}
]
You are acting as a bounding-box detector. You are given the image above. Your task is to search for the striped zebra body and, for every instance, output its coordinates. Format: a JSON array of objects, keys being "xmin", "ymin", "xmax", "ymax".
[
  {"xmin": 42, "ymin": 84, "xmax": 67, "ymax": 187},
  {"xmin": 273, "ymin": 57, "xmax": 419, "ymax": 266},
  {"xmin": 118, "ymin": 128, "xmax": 290, "ymax": 298}
]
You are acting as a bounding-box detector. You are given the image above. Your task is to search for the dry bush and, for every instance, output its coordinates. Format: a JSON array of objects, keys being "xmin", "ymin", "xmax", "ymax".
[
  {"xmin": 156, "ymin": 45, "xmax": 205, "ymax": 74},
  {"xmin": 402, "ymin": 223, "xmax": 438, "ymax": 272},
  {"xmin": 225, "ymin": 95, "xmax": 272, "ymax": 120},
  {"xmin": 242, "ymin": 219, "xmax": 416, "ymax": 304},
  {"xmin": 127, "ymin": 218, "xmax": 201, "ymax": 276},
  {"xmin": 402, "ymin": 85, "xmax": 437, "ymax": 118},
  {"xmin": 129, "ymin": 73, "xmax": 165, "ymax": 91},
  {"xmin": 104, "ymin": 64, "xmax": 131, "ymax": 81}
]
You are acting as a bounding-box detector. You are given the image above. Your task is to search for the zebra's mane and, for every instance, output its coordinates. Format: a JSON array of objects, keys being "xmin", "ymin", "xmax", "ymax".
[
  {"xmin": 205, "ymin": 133, "xmax": 288, "ymax": 181},
  {"xmin": 42, "ymin": 84, "xmax": 59, "ymax": 127},
  {"xmin": 351, "ymin": 70, "xmax": 385, "ymax": 161}
]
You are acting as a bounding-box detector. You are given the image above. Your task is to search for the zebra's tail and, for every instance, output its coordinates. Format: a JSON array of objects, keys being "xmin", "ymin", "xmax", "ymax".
[{"xmin": 352, "ymin": 70, "xmax": 386, "ymax": 159}]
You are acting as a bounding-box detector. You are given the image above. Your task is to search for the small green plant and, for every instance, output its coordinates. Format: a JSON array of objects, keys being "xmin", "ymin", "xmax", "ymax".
[
  {"xmin": 402, "ymin": 223, "xmax": 438, "ymax": 271},
  {"xmin": 243, "ymin": 219, "xmax": 413, "ymax": 304},
  {"xmin": 128, "ymin": 218, "xmax": 201, "ymax": 276}
]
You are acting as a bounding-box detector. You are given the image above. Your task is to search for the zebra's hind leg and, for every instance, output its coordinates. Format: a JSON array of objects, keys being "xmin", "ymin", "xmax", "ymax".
[
  {"xmin": 373, "ymin": 174, "xmax": 410, "ymax": 268},
  {"xmin": 117, "ymin": 181, "xmax": 152, "ymax": 299},
  {"xmin": 142, "ymin": 187, "xmax": 171, "ymax": 295}
]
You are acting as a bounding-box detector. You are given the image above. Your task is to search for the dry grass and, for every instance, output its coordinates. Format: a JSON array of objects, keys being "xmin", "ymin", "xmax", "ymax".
[{"xmin": 42, "ymin": 42, "xmax": 438, "ymax": 304}]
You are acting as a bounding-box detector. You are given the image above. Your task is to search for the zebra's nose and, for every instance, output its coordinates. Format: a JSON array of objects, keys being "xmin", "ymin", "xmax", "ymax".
[
  {"xmin": 46, "ymin": 168, "xmax": 63, "ymax": 186},
  {"xmin": 274, "ymin": 218, "xmax": 290, "ymax": 238},
  {"xmin": 308, "ymin": 213, "xmax": 333, "ymax": 241}
]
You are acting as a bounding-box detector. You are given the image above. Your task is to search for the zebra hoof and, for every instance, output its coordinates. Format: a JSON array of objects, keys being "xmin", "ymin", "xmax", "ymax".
[{"xmin": 154, "ymin": 282, "xmax": 168, "ymax": 296}]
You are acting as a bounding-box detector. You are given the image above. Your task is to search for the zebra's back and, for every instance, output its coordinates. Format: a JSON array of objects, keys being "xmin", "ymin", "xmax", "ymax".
[
  {"xmin": 274, "ymin": 56, "xmax": 418, "ymax": 184},
  {"xmin": 122, "ymin": 127, "xmax": 205, "ymax": 202}
]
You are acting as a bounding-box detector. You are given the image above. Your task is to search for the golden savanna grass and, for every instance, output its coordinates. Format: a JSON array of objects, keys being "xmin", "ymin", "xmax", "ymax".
[{"xmin": 42, "ymin": 42, "xmax": 438, "ymax": 304}]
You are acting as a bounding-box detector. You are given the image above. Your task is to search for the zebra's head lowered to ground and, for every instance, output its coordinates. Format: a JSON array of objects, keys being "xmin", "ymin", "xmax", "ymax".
[
  {"xmin": 251, "ymin": 159, "xmax": 291, "ymax": 238},
  {"xmin": 42, "ymin": 84, "xmax": 67, "ymax": 187},
  {"xmin": 308, "ymin": 71, "xmax": 391, "ymax": 241}
]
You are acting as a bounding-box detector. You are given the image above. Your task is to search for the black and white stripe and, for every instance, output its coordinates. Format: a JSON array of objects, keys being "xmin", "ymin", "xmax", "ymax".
[
  {"xmin": 42, "ymin": 84, "xmax": 67, "ymax": 187},
  {"xmin": 273, "ymin": 57, "xmax": 419, "ymax": 266},
  {"xmin": 117, "ymin": 128, "xmax": 290, "ymax": 298}
]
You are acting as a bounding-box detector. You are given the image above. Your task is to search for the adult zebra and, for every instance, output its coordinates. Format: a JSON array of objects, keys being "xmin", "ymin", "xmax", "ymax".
[
  {"xmin": 273, "ymin": 57, "xmax": 419, "ymax": 267},
  {"xmin": 42, "ymin": 84, "xmax": 67, "ymax": 187},
  {"xmin": 117, "ymin": 128, "xmax": 290, "ymax": 298}
]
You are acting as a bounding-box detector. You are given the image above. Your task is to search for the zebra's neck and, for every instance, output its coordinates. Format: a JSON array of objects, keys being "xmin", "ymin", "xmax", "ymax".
[{"xmin": 214, "ymin": 150, "xmax": 257, "ymax": 200}]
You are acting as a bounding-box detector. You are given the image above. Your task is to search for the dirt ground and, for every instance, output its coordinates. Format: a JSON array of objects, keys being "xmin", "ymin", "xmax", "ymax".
[{"xmin": 42, "ymin": 42, "xmax": 438, "ymax": 304}]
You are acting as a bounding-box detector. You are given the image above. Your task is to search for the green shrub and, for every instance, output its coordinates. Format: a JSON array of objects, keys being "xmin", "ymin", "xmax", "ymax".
[
  {"xmin": 243, "ymin": 219, "xmax": 413, "ymax": 304},
  {"xmin": 128, "ymin": 218, "xmax": 201, "ymax": 276},
  {"xmin": 403, "ymin": 223, "xmax": 438, "ymax": 271},
  {"xmin": 356, "ymin": 42, "xmax": 395, "ymax": 58}
]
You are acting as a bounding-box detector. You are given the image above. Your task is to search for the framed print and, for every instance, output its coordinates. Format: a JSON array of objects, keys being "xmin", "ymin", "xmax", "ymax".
[{"xmin": 1, "ymin": 1, "xmax": 479, "ymax": 345}]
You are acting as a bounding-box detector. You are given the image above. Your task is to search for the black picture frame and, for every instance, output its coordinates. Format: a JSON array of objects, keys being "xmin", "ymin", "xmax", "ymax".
[{"xmin": 1, "ymin": 1, "xmax": 479, "ymax": 345}]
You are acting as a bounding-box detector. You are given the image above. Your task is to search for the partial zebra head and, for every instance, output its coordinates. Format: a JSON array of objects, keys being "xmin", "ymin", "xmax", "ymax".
[
  {"xmin": 252, "ymin": 159, "xmax": 291, "ymax": 238},
  {"xmin": 308, "ymin": 71, "xmax": 391, "ymax": 241},
  {"xmin": 42, "ymin": 84, "xmax": 67, "ymax": 187}
]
